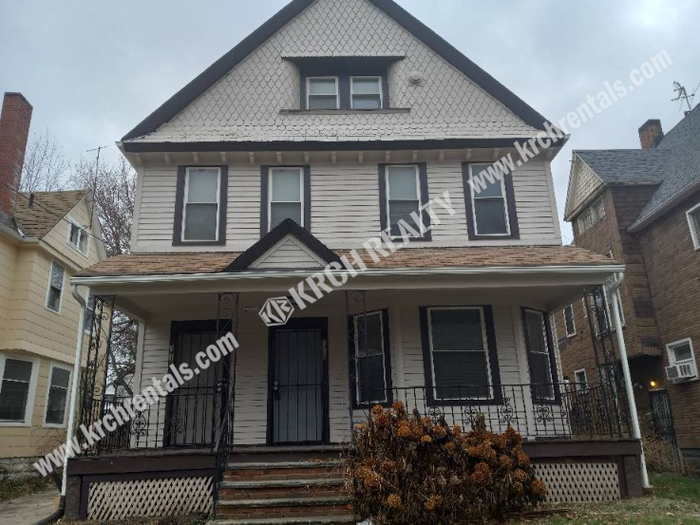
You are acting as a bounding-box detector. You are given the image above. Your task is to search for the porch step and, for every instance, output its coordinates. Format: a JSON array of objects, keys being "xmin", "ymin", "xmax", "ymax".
[
  {"xmin": 216, "ymin": 496, "xmax": 352, "ymax": 520},
  {"xmin": 225, "ymin": 460, "xmax": 343, "ymax": 482},
  {"xmin": 213, "ymin": 516, "xmax": 356, "ymax": 525},
  {"xmin": 220, "ymin": 478, "xmax": 345, "ymax": 500}
]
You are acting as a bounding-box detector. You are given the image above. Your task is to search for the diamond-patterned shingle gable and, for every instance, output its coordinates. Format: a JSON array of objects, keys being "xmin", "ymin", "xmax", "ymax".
[{"xmin": 131, "ymin": 0, "xmax": 541, "ymax": 144}]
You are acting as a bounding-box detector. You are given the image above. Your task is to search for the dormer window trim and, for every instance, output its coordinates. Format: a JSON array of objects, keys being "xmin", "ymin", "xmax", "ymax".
[
  {"xmin": 306, "ymin": 76, "xmax": 340, "ymax": 110},
  {"xmin": 350, "ymin": 76, "xmax": 383, "ymax": 110}
]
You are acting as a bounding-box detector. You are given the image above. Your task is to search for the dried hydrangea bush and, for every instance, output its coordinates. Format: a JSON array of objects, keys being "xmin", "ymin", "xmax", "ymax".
[{"xmin": 345, "ymin": 403, "xmax": 547, "ymax": 524}]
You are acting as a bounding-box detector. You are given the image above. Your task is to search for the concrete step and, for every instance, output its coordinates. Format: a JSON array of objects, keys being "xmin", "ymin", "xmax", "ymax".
[
  {"xmin": 216, "ymin": 495, "xmax": 353, "ymax": 520},
  {"xmin": 212, "ymin": 515, "xmax": 356, "ymax": 525},
  {"xmin": 225, "ymin": 460, "xmax": 343, "ymax": 482},
  {"xmin": 220, "ymin": 478, "xmax": 346, "ymax": 500}
]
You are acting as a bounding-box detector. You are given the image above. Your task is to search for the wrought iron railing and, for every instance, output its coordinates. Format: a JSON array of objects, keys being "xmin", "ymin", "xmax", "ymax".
[{"xmin": 360, "ymin": 382, "xmax": 630, "ymax": 440}]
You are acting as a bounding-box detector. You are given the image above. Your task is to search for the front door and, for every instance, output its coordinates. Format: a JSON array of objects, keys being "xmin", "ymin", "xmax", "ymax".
[{"xmin": 268, "ymin": 318, "xmax": 328, "ymax": 445}]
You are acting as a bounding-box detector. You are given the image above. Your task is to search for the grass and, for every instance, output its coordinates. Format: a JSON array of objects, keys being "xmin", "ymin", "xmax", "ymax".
[
  {"xmin": 0, "ymin": 475, "xmax": 53, "ymax": 501},
  {"xmin": 514, "ymin": 473, "xmax": 700, "ymax": 524}
]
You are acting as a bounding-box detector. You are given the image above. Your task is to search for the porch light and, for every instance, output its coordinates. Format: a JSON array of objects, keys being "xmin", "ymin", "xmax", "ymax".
[{"xmin": 649, "ymin": 380, "xmax": 658, "ymax": 388}]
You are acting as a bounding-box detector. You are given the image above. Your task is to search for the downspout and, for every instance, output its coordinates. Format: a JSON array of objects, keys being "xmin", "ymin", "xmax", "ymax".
[{"xmin": 608, "ymin": 271, "xmax": 651, "ymax": 489}]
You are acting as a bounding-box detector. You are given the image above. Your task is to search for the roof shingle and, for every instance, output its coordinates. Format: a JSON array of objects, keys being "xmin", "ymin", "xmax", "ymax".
[{"xmin": 13, "ymin": 190, "xmax": 89, "ymax": 239}]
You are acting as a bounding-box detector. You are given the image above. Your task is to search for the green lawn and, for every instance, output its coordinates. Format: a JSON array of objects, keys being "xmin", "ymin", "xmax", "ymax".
[{"xmin": 516, "ymin": 474, "xmax": 700, "ymax": 525}]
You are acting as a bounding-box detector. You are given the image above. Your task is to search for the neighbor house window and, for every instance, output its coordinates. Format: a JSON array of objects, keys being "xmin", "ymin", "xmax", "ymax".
[
  {"xmin": 686, "ymin": 203, "xmax": 700, "ymax": 250},
  {"xmin": 351, "ymin": 311, "xmax": 391, "ymax": 406},
  {"xmin": 577, "ymin": 196, "xmax": 606, "ymax": 234},
  {"xmin": 0, "ymin": 356, "xmax": 37, "ymax": 424},
  {"xmin": 68, "ymin": 222, "xmax": 89, "ymax": 254},
  {"xmin": 351, "ymin": 76, "xmax": 382, "ymax": 109},
  {"xmin": 522, "ymin": 309, "xmax": 557, "ymax": 402},
  {"xmin": 563, "ymin": 305, "xmax": 576, "ymax": 337},
  {"xmin": 666, "ymin": 339, "xmax": 698, "ymax": 380},
  {"xmin": 269, "ymin": 167, "xmax": 304, "ymax": 230},
  {"xmin": 46, "ymin": 261, "xmax": 65, "ymax": 313},
  {"xmin": 383, "ymin": 165, "xmax": 427, "ymax": 239},
  {"xmin": 84, "ymin": 295, "xmax": 95, "ymax": 334},
  {"xmin": 306, "ymin": 77, "xmax": 339, "ymax": 110},
  {"xmin": 424, "ymin": 307, "xmax": 496, "ymax": 401},
  {"xmin": 573, "ymin": 369, "xmax": 588, "ymax": 391},
  {"xmin": 44, "ymin": 363, "xmax": 71, "ymax": 426},
  {"xmin": 463, "ymin": 163, "xmax": 519, "ymax": 239},
  {"xmin": 182, "ymin": 167, "xmax": 221, "ymax": 241}
]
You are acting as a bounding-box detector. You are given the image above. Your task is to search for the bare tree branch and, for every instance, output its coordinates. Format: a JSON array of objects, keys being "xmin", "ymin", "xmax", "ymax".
[{"xmin": 20, "ymin": 129, "xmax": 70, "ymax": 192}]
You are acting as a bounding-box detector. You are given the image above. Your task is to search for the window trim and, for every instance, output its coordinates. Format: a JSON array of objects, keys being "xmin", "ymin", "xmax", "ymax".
[
  {"xmin": 686, "ymin": 202, "xmax": 700, "ymax": 251},
  {"xmin": 347, "ymin": 309, "xmax": 393, "ymax": 409},
  {"xmin": 573, "ymin": 369, "xmax": 588, "ymax": 392},
  {"xmin": 306, "ymin": 76, "xmax": 340, "ymax": 110},
  {"xmin": 67, "ymin": 218, "xmax": 90, "ymax": 256},
  {"xmin": 666, "ymin": 338, "xmax": 698, "ymax": 380},
  {"xmin": 43, "ymin": 361, "xmax": 72, "ymax": 428},
  {"xmin": 577, "ymin": 195, "xmax": 606, "ymax": 234},
  {"xmin": 419, "ymin": 305, "xmax": 502, "ymax": 406},
  {"xmin": 0, "ymin": 353, "xmax": 40, "ymax": 427},
  {"xmin": 521, "ymin": 307, "xmax": 560, "ymax": 404},
  {"xmin": 563, "ymin": 304, "xmax": 576, "ymax": 337},
  {"xmin": 45, "ymin": 260, "xmax": 66, "ymax": 314},
  {"xmin": 350, "ymin": 76, "xmax": 383, "ymax": 110},
  {"xmin": 260, "ymin": 165, "xmax": 311, "ymax": 236},
  {"xmin": 378, "ymin": 163, "xmax": 431, "ymax": 241},
  {"xmin": 462, "ymin": 162, "xmax": 519, "ymax": 240},
  {"xmin": 173, "ymin": 165, "xmax": 228, "ymax": 246}
]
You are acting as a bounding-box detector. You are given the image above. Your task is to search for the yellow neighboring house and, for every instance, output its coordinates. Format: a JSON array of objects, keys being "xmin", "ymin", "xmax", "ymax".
[{"xmin": 0, "ymin": 93, "xmax": 105, "ymax": 478}]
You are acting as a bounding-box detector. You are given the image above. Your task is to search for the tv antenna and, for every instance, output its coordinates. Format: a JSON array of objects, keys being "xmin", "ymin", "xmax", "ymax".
[
  {"xmin": 86, "ymin": 145, "xmax": 109, "ymax": 227},
  {"xmin": 672, "ymin": 81, "xmax": 698, "ymax": 115}
]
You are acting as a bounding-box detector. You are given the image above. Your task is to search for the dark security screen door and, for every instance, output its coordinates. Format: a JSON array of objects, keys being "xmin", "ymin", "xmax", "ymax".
[{"xmin": 269, "ymin": 319, "xmax": 327, "ymax": 445}]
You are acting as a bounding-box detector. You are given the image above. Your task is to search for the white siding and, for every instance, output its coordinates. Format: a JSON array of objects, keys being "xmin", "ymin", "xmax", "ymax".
[
  {"xmin": 251, "ymin": 236, "xmax": 326, "ymax": 269},
  {"xmin": 136, "ymin": 167, "xmax": 178, "ymax": 243}
]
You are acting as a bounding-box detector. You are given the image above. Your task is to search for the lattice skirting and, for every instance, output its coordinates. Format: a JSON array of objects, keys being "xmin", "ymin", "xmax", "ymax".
[
  {"xmin": 87, "ymin": 475, "xmax": 213, "ymax": 520},
  {"xmin": 533, "ymin": 461, "xmax": 620, "ymax": 503}
]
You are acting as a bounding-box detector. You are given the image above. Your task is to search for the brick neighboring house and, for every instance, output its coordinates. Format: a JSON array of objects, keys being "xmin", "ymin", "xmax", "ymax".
[{"xmin": 556, "ymin": 103, "xmax": 700, "ymax": 464}]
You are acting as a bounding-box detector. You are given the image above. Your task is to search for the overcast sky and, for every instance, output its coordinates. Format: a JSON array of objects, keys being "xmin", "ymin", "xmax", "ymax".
[{"xmin": 1, "ymin": 0, "xmax": 698, "ymax": 242}]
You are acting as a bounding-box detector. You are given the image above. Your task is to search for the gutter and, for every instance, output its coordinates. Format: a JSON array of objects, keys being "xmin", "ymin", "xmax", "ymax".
[{"xmin": 71, "ymin": 264, "xmax": 626, "ymax": 286}]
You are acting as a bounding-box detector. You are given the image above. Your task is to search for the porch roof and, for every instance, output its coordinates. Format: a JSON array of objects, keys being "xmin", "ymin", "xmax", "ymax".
[{"xmin": 76, "ymin": 245, "xmax": 617, "ymax": 278}]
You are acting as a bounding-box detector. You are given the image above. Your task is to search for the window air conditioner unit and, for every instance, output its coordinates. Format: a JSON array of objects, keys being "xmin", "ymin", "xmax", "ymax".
[{"xmin": 665, "ymin": 363, "xmax": 696, "ymax": 382}]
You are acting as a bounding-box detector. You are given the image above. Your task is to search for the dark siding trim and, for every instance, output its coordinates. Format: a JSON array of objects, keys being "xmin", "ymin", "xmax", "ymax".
[
  {"xmin": 303, "ymin": 165, "xmax": 311, "ymax": 231},
  {"xmin": 420, "ymin": 305, "xmax": 502, "ymax": 407},
  {"xmin": 378, "ymin": 164, "xmax": 388, "ymax": 233},
  {"xmin": 418, "ymin": 162, "xmax": 432, "ymax": 241},
  {"xmin": 260, "ymin": 165, "xmax": 269, "ymax": 237},
  {"xmin": 172, "ymin": 165, "xmax": 227, "ymax": 247},
  {"xmin": 521, "ymin": 307, "xmax": 561, "ymax": 404},
  {"xmin": 347, "ymin": 309, "xmax": 394, "ymax": 410},
  {"xmin": 462, "ymin": 162, "xmax": 520, "ymax": 241}
]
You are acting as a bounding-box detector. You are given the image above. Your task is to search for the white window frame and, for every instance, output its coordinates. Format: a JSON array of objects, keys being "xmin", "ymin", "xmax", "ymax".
[
  {"xmin": 427, "ymin": 306, "xmax": 494, "ymax": 401},
  {"xmin": 666, "ymin": 338, "xmax": 698, "ymax": 380},
  {"xmin": 0, "ymin": 353, "xmax": 40, "ymax": 427},
  {"xmin": 686, "ymin": 202, "xmax": 700, "ymax": 251},
  {"xmin": 523, "ymin": 308, "xmax": 556, "ymax": 402},
  {"xmin": 84, "ymin": 293, "xmax": 95, "ymax": 335},
  {"xmin": 350, "ymin": 76, "xmax": 383, "ymax": 109},
  {"xmin": 468, "ymin": 163, "xmax": 511, "ymax": 237},
  {"xmin": 563, "ymin": 304, "xmax": 576, "ymax": 337},
  {"xmin": 353, "ymin": 311, "xmax": 388, "ymax": 405},
  {"xmin": 45, "ymin": 261, "xmax": 66, "ymax": 314},
  {"xmin": 578, "ymin": 196, "xmax": 606, "ymax": 234},
  {"xmin": 181, "ymin": 167, "xmax": 221, "ymax": 242},
  {"xmin": 573, "ymin": 369, "xmax": 588, "ymax": 391},
  {"xmin": 43, "ymin": 362, "xmax": 72, "ymax": 428},
  {"xmin": 268, "ymin": 167, "xmax": 304, "ymax": 232},
  {"xmin": 67, "ymin": 218, "xmax": 90, "ymax": 256},
  {"xmin": 306, "ymin": 76, "xmax": 340, "ymax": 110},
  {"xmin": 385, "ymin": 164, "xmax": 423, "ymax": 240}
]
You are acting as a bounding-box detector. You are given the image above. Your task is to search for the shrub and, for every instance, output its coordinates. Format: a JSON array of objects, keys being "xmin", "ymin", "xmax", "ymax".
[{"xmin": 345, "ymin": 403, "xmax": 546, "ymax": 524}]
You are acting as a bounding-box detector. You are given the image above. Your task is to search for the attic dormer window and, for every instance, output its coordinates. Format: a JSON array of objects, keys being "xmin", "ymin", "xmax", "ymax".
[
  {"xmin": 68, "ymin": 222, "xmax": 89, "ymax": 255},
  {"xmin": 351, "ymin": 77, "xmax": 382, "ymax": 109},
  {"xmin": 307, "ymin": 77, "xmax": 339, "ymax": 110}
]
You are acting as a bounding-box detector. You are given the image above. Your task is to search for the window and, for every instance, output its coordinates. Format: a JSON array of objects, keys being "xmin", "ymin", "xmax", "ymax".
[
  {"xmin": 306, "ymin": 77, "xmax": 339, "ymax": 110},
  {"xmin": 44, "ymin": 364, "xmax": 71, "ymax": 426},
  {"xmin": 563, "ymin": 305, "xmax": 576, "ymax": 337},
  {"xmin": 577, "ymin": 196, "xmax": 606, "ymax": 234},
  {"xmin": 573, "ymin": 369, "xmax": 588, "ymax": 391},
  {"xmin": 182, "ymin": 167, "xmax": 221, "ymax": 241},
  {"xmin": 424, "ymin": 307, "xmax": 496, "ymax": 401},
  {"xmin": 84, "ymin": 295, "xmax": 95, "ymax": 334},
  {"xmin": 384, "ymin": 165, "xmax": 424, "ymax": 239},
  {"xmin": 686, "ymin": 203, "xmax": 700, "ymax": 250},
  {"xmin": 463, "ymin": 163, "xmax": 519, "ymax": 239},
  {"xmin": 522, "ymin": 309, "xmax": 557, "ymax": 402},
  {"xmin": 68, "ymin": 222, "xmax": 89, "ymax": 254},
  {"xmin": 269, "ymin": 167, "xmax": 304, "ymax": 231},
  {"xmin": 46, "ymin": 261, "xmax": 65, "ymax": 313},
  {"xmin": 590, "ymin": 285, "xmax": 624, "ymax": 335},
  {"xmin": 666, "ymin": 339, "xmax": 698, "ymax": 380},
  {"xmin": 351, "ymin": 311, "xmax": 391, "ymax": 406},
  {"xmin": 351, "ymin": 76, "xmax": 382, "ymax": 109},
  {"xmin": 0, "ymin": 356, "xmax": 37, "ymax": 424}
]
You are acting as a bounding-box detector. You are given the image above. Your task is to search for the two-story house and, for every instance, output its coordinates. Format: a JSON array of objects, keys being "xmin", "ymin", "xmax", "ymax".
[
  {"xmin": 0, "ymin": 93, "xmax": 105, "ymax": 479},
  {"xmin": 63, "ymin": 0, "xmax": 643, "ymax": 522},
  {"xmin": 555, "ymin": 104, "xmax": 700, "ymax": 468}
]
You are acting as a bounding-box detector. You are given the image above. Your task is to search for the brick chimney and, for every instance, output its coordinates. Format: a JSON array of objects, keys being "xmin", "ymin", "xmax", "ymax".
[
  {"xmin": 0, "ymin": 93, "xmax": 33, "ymax": 218},
  {"xmin": 638, "ymin": 119, "xmax": 664, "ymax": 150}
]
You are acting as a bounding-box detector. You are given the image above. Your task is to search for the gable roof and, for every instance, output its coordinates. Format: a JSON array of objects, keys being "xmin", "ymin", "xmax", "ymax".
[
  {"xmin": 13, "ymin": 190, "xmax": 89, "ymax": 239},
  {"xmin": 575, "ymin": 149, "xmax": 671, "ymax": 185},
  {"xmin": 225, "ymin": 218, "xmax": 340, "ymax": 271},
  {"xmin": 121, "ymin": 0, "xmax": 552, "ymax": 146}
]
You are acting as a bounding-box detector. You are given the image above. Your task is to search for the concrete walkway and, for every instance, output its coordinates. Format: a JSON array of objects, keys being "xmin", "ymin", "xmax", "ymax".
[{"xmin": 0, "ymin": 488, "xmax": 58, "ymax": 525}]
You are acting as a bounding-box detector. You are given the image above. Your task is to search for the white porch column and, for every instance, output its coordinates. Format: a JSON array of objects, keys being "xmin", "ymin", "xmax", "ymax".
[{"xmin": 610, "ymin": 276, "xmax": 651, "ymax": 488}]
